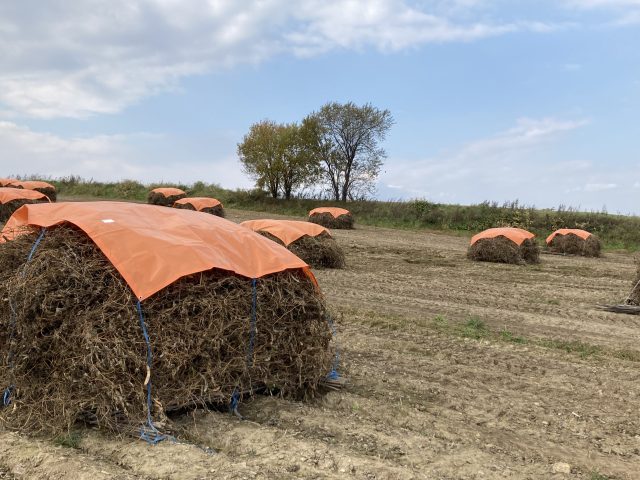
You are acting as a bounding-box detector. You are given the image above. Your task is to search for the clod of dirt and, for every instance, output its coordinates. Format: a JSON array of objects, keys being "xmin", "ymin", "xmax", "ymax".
[{"xmin": 551, "ymin": 462, "xmax": 571, "ymax": 474}]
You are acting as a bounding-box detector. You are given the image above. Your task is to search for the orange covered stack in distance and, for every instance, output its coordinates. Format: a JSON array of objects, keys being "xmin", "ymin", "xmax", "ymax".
[
  {"xmin": 309, "ymin": 207, "xmax": 351, "ymax": 219},
  {"xmin": 470, "ymin": 227, "xmax": 535, "ymax": 246},
  {"xmin": 546, "ymin": 228, "xmax": 591, "ymax": 244},
  {"xmin": 0, "ymin": 178, "xmax": 18, "ymax": 187},
  {"xmin": 0, "ymin": 188, "xmax": 49, "ymax": 204},
  {"xmin": 241, "ymin": 219, "xmax": 330, "ymax": 246},
  {"xmin": 0, "ymin": 188, "xmax": 50, "ymax": 222},
  {"xmin": 308, "ymin": 207, "xmax": 354, "ymax": 229},
  {"xmin": 173, "ymin": 197, "xmax": 222, "ymax": 210},
  {"xmin": 150, "ymin": 187, "xmax": 186, "ymax": 197}
]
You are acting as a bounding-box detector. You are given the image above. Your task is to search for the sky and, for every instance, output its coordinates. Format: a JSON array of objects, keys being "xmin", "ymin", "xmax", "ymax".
[{"xmin": 0, "ymin": 0, "xmax": 639, "ymax": 213}]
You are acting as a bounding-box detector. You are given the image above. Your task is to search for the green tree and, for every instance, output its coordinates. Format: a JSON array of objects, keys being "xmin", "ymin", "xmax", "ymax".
[
  {"xmin": 303, "ymin": 102, "xmax": 393, "ymax": 201},
  {"xmin": 238, "ymin": 120, "xmax": 320, "ymax": 199},
  {"xmin": 237, "ymin": 120, "xmax": 282, "ymax": 198},
  {"xmin": 279, "ymin": 123, "xmax": 320, "ymax": 200}
]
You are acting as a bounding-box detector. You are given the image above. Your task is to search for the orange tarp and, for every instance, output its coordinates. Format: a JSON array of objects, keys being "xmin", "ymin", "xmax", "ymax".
[
  {"xmin": 546, "ymin": 228, "xmax": 592, "ymax": 244},
  {"xmin": 151, "ymin": 187, "xmax": 185, "ymax": 197},
  {"xmin": 471, "ymin": 227, "xmax": 535, "ymax": 246},
  {"xmin": 174, "ymin": 197, "xmax": 222, "ymax": 210},
  {"xmin": 0, "ymin": 178, "xmax": 18, "ymax": 187},
  {"xmin": 309, "ymin": 207, "xmax": 351, "ymax": 219},
  {"xmin": 8, "ymin": 180, "xmax": 55, "ymax": 191},
  {"xmin": 2, "ymin": 202, "xmax": 315, "ymax": 300},
  {"xmin": 0, "ymin": 188, "xmax": 49, "ymax": 204},
  {"xmin": 241, "ymin": 220, "xmax": 330, "ymax": 246}
]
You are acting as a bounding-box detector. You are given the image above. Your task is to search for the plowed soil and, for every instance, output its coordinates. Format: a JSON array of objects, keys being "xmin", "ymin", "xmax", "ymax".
[{"xmin": 1, "ymin": 209, "xmax": 639, "ymax": 479}]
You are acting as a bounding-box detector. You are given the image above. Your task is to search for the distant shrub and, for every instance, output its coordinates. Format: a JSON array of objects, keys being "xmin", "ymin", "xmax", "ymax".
[
  {"xmin": 114, "ymin": 180, "xmax": 145, "ymax": 199},
  {"xmin": 43, "ymin": 177, "xmax": 640, "ymax": 251}
]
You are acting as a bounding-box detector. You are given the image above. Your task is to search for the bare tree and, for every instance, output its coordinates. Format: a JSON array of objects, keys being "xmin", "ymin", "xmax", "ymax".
[{"xmin": 303, "ymin": 102, "xmax": 393, "ymax": 201}]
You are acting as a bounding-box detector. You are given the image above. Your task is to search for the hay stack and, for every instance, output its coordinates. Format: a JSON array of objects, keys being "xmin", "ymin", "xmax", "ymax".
[
  {"xmin": 9, "ymin": 181, "xmax": 57, "ymax": 202},
  {"xmin": 467, "ymin": 228, "xmax": 539, "ymax": 265},
  {"xmin": 261, "ymin": 231, "xmax": 345, "ymax": 269},
  {"xmin": 0, "ymin": 178, "xmax": 18, "ymax": 187},
  {"xmin": 546, "ymin": 229, "xmax": 601, "ymax": 257},
  {"xmin": 0, "ymin": 227, "xmax": 333, "ymax": 435},
  {"xmin": 0, "ymin": 188, "xmax": 49, "ymax": 222},
  {"xmin": 467, "ymin": 237, "xmax": 540, "ymax": 265},
  {"xmin": 241, "ymin": 219, "xmax": 345, "ymax": 269},
  {"xmin": 308, "ymin": 208, "xmax": 354, "ymax": 229},
  {"xmin": 0, "ymin": 199, "xmax": 40, "ymax": 222},
  {"xmin": 625, "ymin": 261, "xmax": 640, "ymax": 306},
  {"xmin": 173, "ymin": 197, "xmax": 225, "ymax": 217},
  {"xmin": 147, "ymin": 187, "xmax": 186, "ymax": 206}
]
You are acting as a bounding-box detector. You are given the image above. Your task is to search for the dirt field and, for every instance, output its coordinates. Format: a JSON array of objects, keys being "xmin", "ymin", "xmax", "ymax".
[{"xmin": 2, "ymin": 208, "xmax": 639, "ymax": 479}]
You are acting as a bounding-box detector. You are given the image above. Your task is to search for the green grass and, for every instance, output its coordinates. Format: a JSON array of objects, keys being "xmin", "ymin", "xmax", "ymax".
[
  {"xmin": 53, "ymin": 431, "xmax": 82, "ymax": 449},
  {"xmin": 499, "ymin": 328, "xmax": 527, "ymax": 344},
  {"xmin": 347, "ymin": 306, "xmax": 640, "ymax": 364},
  {"xmin": 13, "ymin": 175, "xmax": 640, "ymax": 251},
  {"xmin": 432, "ymin": 315, "xmax": 448, "ymax": 330},
  {"xmin": 460, "ymin": 317, "xmax": 489, "ymax": 339},
  {"xmin": 538, "ymin": 339, "xmax": 602, "ymax": 358}
]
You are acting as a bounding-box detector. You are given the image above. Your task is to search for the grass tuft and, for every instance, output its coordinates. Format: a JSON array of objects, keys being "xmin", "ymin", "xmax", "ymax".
[
  {"xmin": 53, "ymin": 431, "xmax": 82, "ymax": 449},
  {"xmin": 499, "ymin": 329, "xmax": 527, "ymax": 344},
  {"xmin": 460, "ymin": 317, "xmax": 488, "ymax": 339},
  {"xmin": 538, "ymin": 339, "xmax": 601, "ymax": 358}
]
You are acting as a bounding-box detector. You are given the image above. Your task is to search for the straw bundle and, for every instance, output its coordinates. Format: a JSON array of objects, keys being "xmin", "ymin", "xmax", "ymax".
[{"xmin": 0, "ymin": 227, "xmax": 333, "ymax": 435}]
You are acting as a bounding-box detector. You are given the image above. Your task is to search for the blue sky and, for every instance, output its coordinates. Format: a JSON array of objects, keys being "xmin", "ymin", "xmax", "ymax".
[{"xmin": 0, "ymin": 0, "xmax": 638, "ymax": 213}]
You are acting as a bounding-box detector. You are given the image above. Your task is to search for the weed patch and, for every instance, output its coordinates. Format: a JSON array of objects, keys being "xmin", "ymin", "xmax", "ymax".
[
  {"xmin": 538, "ymin": 339, "xmax": 601, "ymax": 358},
  {"xmin": 53, "ymin": 431, "xmax": 82, "ymax": 449},
  {"xmin": 460, "ymin": 317, "xmax": 489, "ymax": 339},
  {"xmin": 499, "ymin": 329, "xmax": 527, "ymax": 344}
]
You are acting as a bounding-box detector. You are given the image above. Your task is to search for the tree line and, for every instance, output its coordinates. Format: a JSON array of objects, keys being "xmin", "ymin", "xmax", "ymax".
[{"xmin": 237, "ymin": 102, "xmax": 393, "ymax": 201}]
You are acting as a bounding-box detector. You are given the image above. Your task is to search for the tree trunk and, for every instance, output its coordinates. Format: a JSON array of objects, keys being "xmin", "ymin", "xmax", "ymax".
[{"xmin": 269, "ymin": 178, "xmax": 279, "ymax": 198}]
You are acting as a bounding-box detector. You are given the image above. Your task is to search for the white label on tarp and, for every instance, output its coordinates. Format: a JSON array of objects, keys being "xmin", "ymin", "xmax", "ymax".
[{"xmin": 101, "ymin": 219, "xmax": 115, "ymax": 223}]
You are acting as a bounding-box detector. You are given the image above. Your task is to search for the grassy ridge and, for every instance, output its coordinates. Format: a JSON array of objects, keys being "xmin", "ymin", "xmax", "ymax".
[{"xmin": 41, "ymin": 176, "xmax": 640, "ymax": 250}]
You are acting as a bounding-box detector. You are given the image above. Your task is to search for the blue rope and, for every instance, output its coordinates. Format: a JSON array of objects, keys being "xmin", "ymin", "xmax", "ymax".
[
  {"xmin": 326, "ymin": 314, "xmax": 340, "ymax": 380},
  {"xmin": 229, "ymin": 389, "xmax": 240, "ymax": 413},
  {"xmin": 26, "ymin": 228, "xmax": 47, "ymax": 264},
  {"xmin": 2, "ymin": 228, "xmax": 47, "ymax": 408},
  {"xmin": 136, "ymin": 302, "xmax": 215, "ymax": 454},
  {"xmin": 2, "ymin": 386, "xmax": 13, "ymax": 407},
  {"xmin": 136, "ymin": 300, "xmax": 171, "ymax": 445}
]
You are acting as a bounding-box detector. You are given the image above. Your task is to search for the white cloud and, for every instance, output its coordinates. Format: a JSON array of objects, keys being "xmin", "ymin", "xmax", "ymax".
[
  {"xmin": 0, "ymin": 0, "xmax": 564, "ymax": 119},
  {"xmin": 382, "ymin": 117, "xmax": 590, "ymax": 189},
  {"xmin": 563, "ymin": 0, "xmax": 640, "ymax": 24},
  {"xmin": 584, "ymin": 183, "xmax": 618, "ymax": 191},
  {"xmin": 377, "ymin": 116, "xmax": 637, "ymax": 210},
  {"xmin": 0, "ymin": 121, "xmax": 251, "ymax": 187},
  {"xmin": 566, "ymin": 0, "xmax": 640, "ymax": 7}
]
